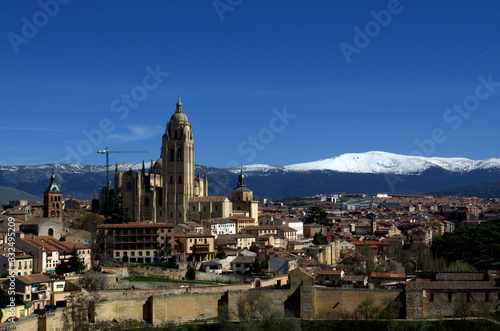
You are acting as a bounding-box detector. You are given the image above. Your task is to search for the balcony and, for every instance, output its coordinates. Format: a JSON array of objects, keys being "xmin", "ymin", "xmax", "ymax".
[
  {"xmin": 31, "ymin": 285, "xmax": 47, "ymax": 293},
  {"xmin": 192, "ymin": 245, "xmax": 211, "ymax": 254}
]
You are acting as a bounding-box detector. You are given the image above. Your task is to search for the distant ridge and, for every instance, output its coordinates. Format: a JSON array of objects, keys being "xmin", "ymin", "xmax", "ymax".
[
  {"xmin": 0, "ymin": 186, "xmax": 42, "ymax": 204},
  {"xmin": 1, "ymin": 151, "xmax": 500, "ymax": 199}
]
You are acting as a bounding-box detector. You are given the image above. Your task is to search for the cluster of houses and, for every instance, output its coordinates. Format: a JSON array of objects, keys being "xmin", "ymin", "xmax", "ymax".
[{"xmin": 2, "ymin": 167, "xmax": 500, "ymax": 323}]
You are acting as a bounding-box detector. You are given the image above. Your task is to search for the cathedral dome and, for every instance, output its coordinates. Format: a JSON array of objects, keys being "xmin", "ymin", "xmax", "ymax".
[{"xmin": 170, "ymin": 97, "xmax": 188, "ymax": 122}]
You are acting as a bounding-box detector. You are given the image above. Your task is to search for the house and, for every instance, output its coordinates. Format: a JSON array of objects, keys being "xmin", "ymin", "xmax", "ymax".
[
  {"xmin": 15, "ymin": 236, "xmax": 91, "ymax": 273},
  {"xmin": 316, "ymin": 269, "xmax": 344, "ymax": 286},
  {"xmin": 175, "ymin": 232, "xmax": 215, "ymax": 262},
  {"xmin": 15, "ymin": 273, "xmax": 53, "ymax": 311},
  {"xmin": 268, "ymin": 253, "xmax": 299, "ymax": 275},
  {"xmin": 341, "ymin": 274, "xmax": 368, "ymax": 288},
  {"xmin": 288, "ymin": 267, "xmax": 315, "ymax": 289},
  {"xmin": 231, "ymin": 255, "xmax": 255, "ymax": 274},
  {"xmin": 62, "ymin": 229, "xmax": 92, "ymax": 245},
  {"xmin": 369, "ymin": 272, "xmax": 406, "ymax": 288},
  {"xmin": 0, "ymin": 249, "xmax": 33, "ymax": 276},
  {"xmin": 202, "ymin": 218, "xmax": 237, "ymax": 237}
]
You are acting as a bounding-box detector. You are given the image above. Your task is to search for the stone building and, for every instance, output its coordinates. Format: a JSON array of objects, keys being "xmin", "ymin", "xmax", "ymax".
[
  {"xmin": 43, "ymin": 167, "xmax": 63, "ymax": 219},
  {"xmin": 115, "ymin": 98, "xmax": 208, "ymax": 224}
]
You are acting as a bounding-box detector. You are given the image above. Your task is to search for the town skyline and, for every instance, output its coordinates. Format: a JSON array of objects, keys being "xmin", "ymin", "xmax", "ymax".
[{"xmin": 2, "ymin": 1, "xmax": 500, "ymax": 168}]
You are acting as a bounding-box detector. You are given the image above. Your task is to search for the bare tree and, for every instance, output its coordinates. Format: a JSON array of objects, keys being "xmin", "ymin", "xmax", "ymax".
[
  {"xmin": 62, "ymin": 291, "xmax": 107, "ymax": 330},
  {"xmin": 79, "ymin": 271, "xmax": 108, "ymax": 291}
]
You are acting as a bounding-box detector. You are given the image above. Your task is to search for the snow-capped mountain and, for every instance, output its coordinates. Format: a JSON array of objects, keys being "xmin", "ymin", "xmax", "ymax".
[
  {"xmin": 2, "ymin": 151, "xmax": 500, "ymax": 200},
  {"xmin": 228, "ymin": 151, "xmax": 500, "ymax": 175}
]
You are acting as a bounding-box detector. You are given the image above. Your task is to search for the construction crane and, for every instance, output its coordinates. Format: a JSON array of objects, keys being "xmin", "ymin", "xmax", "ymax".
[{"xmin": 97, "ymin": 146, "xmax": 148, "ymax": 196}]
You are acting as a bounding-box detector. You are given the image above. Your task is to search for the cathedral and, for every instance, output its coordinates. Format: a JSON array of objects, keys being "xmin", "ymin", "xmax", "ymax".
[
  {"xmin": 115, "ymin": 98, "xmax": 258, "ymax": 225},
  {"xmin": 115, "ymin": 98, "xmax": 208, "ymax": 224}
]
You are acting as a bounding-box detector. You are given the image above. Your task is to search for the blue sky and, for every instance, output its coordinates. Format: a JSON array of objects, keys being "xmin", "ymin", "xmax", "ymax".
[{"xmin": 1, "ymin": 1, "xmax": 500, "ymax": 168}]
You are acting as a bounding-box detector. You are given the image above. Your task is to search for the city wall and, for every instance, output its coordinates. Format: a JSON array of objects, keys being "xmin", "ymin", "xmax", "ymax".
[{"xmin": 302, "ymin": 286, "xmax": 404, "ymax": 319}]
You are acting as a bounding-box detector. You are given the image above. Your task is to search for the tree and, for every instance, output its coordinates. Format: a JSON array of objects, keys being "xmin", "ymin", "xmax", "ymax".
[
  {"xmin": 62, "ymin": 292, "xmax": 106, "ymax": 330},
  {"xmin": 312, "ymin": 231, "xmax": 326, "ymax": 245},
  {"xmin": 103, "ymin": 195, "xmax": 131, "ymax": 224},
  {"xmin": 356, "ymin": 297, "xmax": 381, "ymax": 321},
  {"xmin": 79, "ymin": 271, "xmax": 108, "ymax": 291},
  {"xmin": 305, "ymin": 206, "xmax": 329, "ymax": 226},
  {"xmin": 216, "ymin": 245, "xmax": 227, "ymax": 259},
  {"xmin": 249, "ymin": 258, "xmax": 263, "ymax": 275},
  {"xmin": 186, "ymin": 265, "xmax": 196, "ymax": 280},
  {"xmin": 55, "ymin": 261, "xmax": 71, "ymax": 275},
  {"xmin": 69, "ymin": 246, "xmax": 85, "ymax": 273}
]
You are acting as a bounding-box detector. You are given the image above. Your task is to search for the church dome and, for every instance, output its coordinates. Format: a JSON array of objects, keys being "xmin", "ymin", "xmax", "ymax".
[{"xmin": 170, "ymin": 97, "xmax": 188, "ymax": 122}]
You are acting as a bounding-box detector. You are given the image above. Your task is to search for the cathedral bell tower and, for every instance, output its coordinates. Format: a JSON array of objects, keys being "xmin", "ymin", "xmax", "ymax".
[{"xmin": 161, "ymin": 97, "xmax": 195, "ymax": 224}]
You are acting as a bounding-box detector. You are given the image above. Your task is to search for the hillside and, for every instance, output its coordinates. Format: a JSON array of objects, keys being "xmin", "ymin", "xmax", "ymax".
[{"xmin": 0, "ymin": 186, "xmax": 42, "ymax": 204}]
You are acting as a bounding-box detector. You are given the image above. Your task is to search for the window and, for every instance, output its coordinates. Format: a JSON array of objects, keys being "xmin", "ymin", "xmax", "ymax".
[
  {"xmin": 139, "ymin": 252, "xmax": 142, "ymax": 256},
  {"xmin": 466, "ymin": 292, "xmax": 471, "ymax": 302},
  {"xmin": 131, "ymin": 252, "xmax": 135, "ymax": 256},
  {"xmin": 115, "ymin": 252, "xmax": 120, "ymax": 257},
  {"xmin": 48, "ymin": 228, "xmax": 54, "ymax": 236},
  {"xmin": 170, "ymin": 148, "xmax": 174, "ymax": 161},
  {"xmin": 127, "ymin": 182, "xmax": 132, "ymax": 191},
  {"xmin": 177, "ymin": 149, "xmax": 182, "ymax": 161},
  {"xmin": 50, "ymin": 196, "xmax": 53, "ymax": 201},
  {"xmin": 56, "ymin": 284, "xmax": 64, "ymax": 289},
  {"xmin": 192, "ymin": 206, "xmax": 195, "ymax": 211},
  {"xmin": 485, "ymin": 292, "xmax": 489, "ymax": 302},
  {"xmin": 448, "ymin": 293, "xmax": 452, "ymax": 302},
  {"xmin": 429, "ymin": 293, "xmax": 434, "ymax": 302},
  {"xmin": 24, "ymin": 261, "xmax": 27, "ymax": 269},
  {"xmin": 18, "ymin": 262, "xmax": 21, "ymax": 269},
  {"xmin": 178, "ymin": 176, "xmax": 182, "ymax": 184}
]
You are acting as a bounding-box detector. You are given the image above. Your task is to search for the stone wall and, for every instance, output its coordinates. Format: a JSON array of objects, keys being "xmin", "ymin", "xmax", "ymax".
[
  {"xmin": 151, "ymin": 292, "xmax": 224, "ymax": 324},
  {"xmin": 308, "ymin": 287, "xmax": 404, "ymax": 319},
  {"xmin": 227, "ymin": 289, "xmax": 296, "ymax": 321},
  {"xmin": 406, "ymin": 288, "xmax": 500, "ymax": 319},
  {"xmin": 129, "ymin": 265, "xmax": 260, "ymax": 283}
]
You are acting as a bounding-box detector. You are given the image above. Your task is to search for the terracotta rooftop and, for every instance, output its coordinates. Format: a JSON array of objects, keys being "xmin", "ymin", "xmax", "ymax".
[{"xmin": 16, "ymin": 273, "xmax": 53, "ymax": 285}]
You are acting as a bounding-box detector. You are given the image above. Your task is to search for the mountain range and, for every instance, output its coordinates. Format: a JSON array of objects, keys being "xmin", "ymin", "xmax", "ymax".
[{"xmin": 2, "ymin": 151, "xmax": 500, "ymax": 202}]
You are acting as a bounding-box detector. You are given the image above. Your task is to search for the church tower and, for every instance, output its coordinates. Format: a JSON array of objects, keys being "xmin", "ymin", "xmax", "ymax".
[
  {"xmin": 230, "ymin": 166, "xmax": 258, "ymax": 219},
  {"xmin": 43, "ymin": 166, "xmax": 63, "ymax": 219},
  {"xmin": 161, "ymin": 97, "xmax": 195, "ymax": 224}
]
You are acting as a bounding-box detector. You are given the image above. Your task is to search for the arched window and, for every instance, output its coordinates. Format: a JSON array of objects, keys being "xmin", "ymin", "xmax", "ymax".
[
  {"xmin": 170, "ymin": 148, "xmax": 174, "ymax": 161},
  {"xmin": 51, "ymin": 211, "xmax": 55, "ymax": 217},
  {"xmin": 127, "ymin": 182, "xmax": 132, "ymax": 191},
  {"xmin": 52, "ymin": 203, "xmax": 55, "ymax": 208},
  {"xmin": 177, "ymin": 149, "xmax": 182, "ymax": 161},
  {"xmin": 56, "ymin": 203, "xmax": 59, "ymax": 209},
  {"xmin": 56, "ymin": 211, "xmax": 59, "ymax": 217},
  {"xmin": 48, "ymin": 228, "xmax": 54, "ymax": 236},
  {"xmin": 50, "ymin": 196, "xmax": 53, "ymax": 201},
  {"xmin": 178, "ymin": 176, "xmax": 182, "ymax": 184}
]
